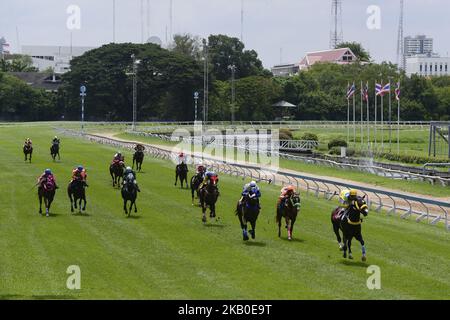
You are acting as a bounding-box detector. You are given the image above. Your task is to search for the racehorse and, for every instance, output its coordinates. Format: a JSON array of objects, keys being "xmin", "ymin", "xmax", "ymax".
[
  {"xmin": 23, "ymin": 144, "xmax": 33, "ymax": 163},
  {"xmin": 132, "ymin": 150, "xmax": 144, "ymax": 172},
  {"xmin": 199, "ymin": 177, "xmax": 219, "ymax": 223},
  {"xmin": 174, "ymin": 163, "xmax": 188, "ymax": 188},
  {"xmin": 236, "ymin": 189, "xmax": 260, "ymax": 241},
  {"xmin": 276, "ymin": 193, "xmax": 301, "ymax": 240},
  {"xmin": 190, "ymin": 173, "xmax": 203, "ymax": 205},
  {"xmin": 38, "ymin": 179, "xmax": 56, "ymax": 217},
  {"xmin": 110, "ymin": 160, "xmax": 125, "ymax": 188},
  {"xmin": 340, "ymin": 196, "xmax": 369, "ymax": 261},
  {"xmin": 68, "ymin": 180, "xmax": 87, "ymax": 213},
  {"xmin": 331, "ymin": 207, "xmax": 346, "ymax": 250},
  {"xmin": 121, "ymin": 173, "xmax": 138, "ymax": 217},
  {"xmin": 50, "ymin": 143, "xmax": 60, "ymax": 161}
]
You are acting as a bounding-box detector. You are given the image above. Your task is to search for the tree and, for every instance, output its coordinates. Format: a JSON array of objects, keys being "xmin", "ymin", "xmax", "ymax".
[
  {"xmin": 207, "ymin": 34, "xmax": 265, "ymax": 81},
  {"xmin": 336, "ymin": 42, "xmax": 371, "ymax": 62},
  {"xmin": 0, "ymin": 54, "xmax": 38, "ymax": 72},
  {"xmin": 63, "ymin": 42, "xmax": 202, "ymax": 121},
  {"xmin": 169, "ymin": 33, "xmax": 202, "ymax": 61}
]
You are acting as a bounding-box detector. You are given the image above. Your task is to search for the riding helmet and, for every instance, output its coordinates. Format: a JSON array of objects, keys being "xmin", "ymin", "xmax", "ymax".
[{"xmin": 45, "ymin": 169, "xmax": 52, "ymax": 175}]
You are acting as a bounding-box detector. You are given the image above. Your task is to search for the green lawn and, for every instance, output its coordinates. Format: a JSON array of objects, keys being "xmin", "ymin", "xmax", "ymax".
[{"xmin": 1, "ymin": 125, "xmax": 449, "ymax": 300}]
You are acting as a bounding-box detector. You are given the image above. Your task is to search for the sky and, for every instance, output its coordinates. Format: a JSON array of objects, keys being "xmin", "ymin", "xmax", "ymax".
[{"xmin": 1, "ymin": 0, "xmax": 449, "ymax": 68}]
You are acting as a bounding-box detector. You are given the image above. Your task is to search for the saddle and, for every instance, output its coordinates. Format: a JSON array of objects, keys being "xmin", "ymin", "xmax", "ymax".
[{"xmin": 332, "ymin": 208, "xmax": 345, "ymax": 222}]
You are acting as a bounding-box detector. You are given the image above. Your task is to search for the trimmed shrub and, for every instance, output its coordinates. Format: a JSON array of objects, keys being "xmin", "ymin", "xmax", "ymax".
[
  {"xmin": 301, "ymin": 132, "xmax": 319, "ymax": 141},
  {"xmin": 279, "ymin": 128, "xmax": 293, "ymax": 140},
  {"xmin": 328, "ymin": 138, "xmax": 347, "ymax": 150}
]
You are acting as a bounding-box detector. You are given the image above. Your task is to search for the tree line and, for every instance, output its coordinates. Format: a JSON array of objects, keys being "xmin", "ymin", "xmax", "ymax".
[{"xmin": 0, "ymin": 35, "xmax": 449, "ymax": 121}]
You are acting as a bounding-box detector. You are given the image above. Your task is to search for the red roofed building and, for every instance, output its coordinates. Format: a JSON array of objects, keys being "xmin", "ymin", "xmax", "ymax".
[{"xmin": 298, "ymin": 48, "xmax": 357, "ymax": 71}]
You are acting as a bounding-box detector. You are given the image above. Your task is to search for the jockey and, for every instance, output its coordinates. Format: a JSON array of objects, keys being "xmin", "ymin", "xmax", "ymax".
[
  {"xmin": 196, "ymin": 163, "xmax": 206, "ymax": 176},
  {"xmin": 339, "ymin": 189, "xmax": 358, "ymax": 208},
  {"xmin": 178, "ymin": 151, "xmax": 187, "ymax": 165},
  {"xmin": 277, "ymin": 185, "xmax": 296, "ymax": 210},
  {"xmin": 112, "ymin": 151, "xmax": 124, "ymax": 164},
  {"xmin": 199, "ymin": 171, "xmax": 218, "ymax": 190},
  {"xmin": 123, "ymin": 166, "xmax": 140, "ymax": 192},
  {"xmin": 24, "ymin": 138, "xmax": 32, "ymax": 147},
  {"xmin": 135, "ymin": 144, "xmax": 145, "ymax": 152},
  {"xmin": 71, "ymin": 165, "xmax": 88, "ymax": 186},
  {"xmin": 52, "ymin": 136, "xmax": 60, "ymax": 145},
  {"xmin": 37, "ymin": 169, "xmax": 58, "ymax": 189},
  {"xmin": 240, "ymin": 181, "xmax": 261, "ymax": 207}
]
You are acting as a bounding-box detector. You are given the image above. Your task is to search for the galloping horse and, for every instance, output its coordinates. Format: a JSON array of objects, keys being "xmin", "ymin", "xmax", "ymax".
[
  {"xmin": 50, "ymin": 143, "xmax": 60, "ymax": 161},
  {"xmin": 199, "ymin": 177, "xmax": 219, "ymax": 223},
  {"xmin": 340, "ymin": 196, "xmax": 369, "ymax": 261},
  {"xmin": 174, "ymin": 163, "xmax": 188, "ymax": 188},
  {"xmin": 276, "ymin": 193, "xmax": 301, "ymax": 240},
  {"xmin": 121, "ymin": 173, "xmax": 138, "ymax": 217},
  {"xmin": 23, "ymin": 144, "xmax": 33, "ymax": 163},
  {"xmin": 331, "ymin": 207, "xmax": 346, "ymax": 250},
  {"xmin": 132, "ymin": 149, "xmax": 144, "ymax": 172},
  {"xmin": 68, "ymin": 180, "xmax": 87, "ymax": 213},
  {"xmin": 236, "ymin": 189, "xmax": 260, "ymax": 241},
  {"xmin": 190, "ymin": 172, "xmax": 203, "ymax": 205},
  {"xmin": 38, "ymin": 179, "xmax": 56, "ymax": 217},
  {"xmin": 110, "ymin": 160, "xmax": 125, "ymax": 187}
]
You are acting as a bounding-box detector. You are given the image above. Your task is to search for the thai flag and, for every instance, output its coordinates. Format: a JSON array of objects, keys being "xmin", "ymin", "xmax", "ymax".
[
  {"xmin": 395, "ymin": 82, "xmax": 401, "ymax": 101},
  {"xmin": 381, "ymin": 83, "xmax": 391, "ymax": 95},
  {"xmin": 375, "ymin": 83, "xmax": 383, "ymax": 96},
  {"xmin": 346, "ymin": 83, "xmax": 356, "ymax": 100},
  {"xmin": 362, "ymin": 82, "xmax": 369, "ymax": 102}
]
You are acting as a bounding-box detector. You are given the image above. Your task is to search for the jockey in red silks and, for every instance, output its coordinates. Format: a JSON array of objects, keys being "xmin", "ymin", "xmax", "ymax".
[
  {"xmin": 37, "ymin": 169, "xmax": 58, "ymax": 190},
  {"xmin": 112, "ymin": 151, "xmax": 124, "ymax": 165},
  {"xmin": 178, "ymin": 151, "xmax": 187, "ymax": 165},
  {"xmin": 71, "ymin": 165, "xmax": 88, "ymax": 186}
]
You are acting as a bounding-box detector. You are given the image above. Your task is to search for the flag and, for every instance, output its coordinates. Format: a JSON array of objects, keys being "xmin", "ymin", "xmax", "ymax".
[
  {"xmin": 375, "ymin": 83, "xmax": 383, "ymax": 96},
  {"xmin": 346, "ymin": 83, "xmax": 356, "ymax": 100},
  {"xmin": 395, "ymin": 82, "xmax": 401, "ymax": 101},
  {"xmin": 362, "ymin": 82, "xmax": 369, "ymax": 102},
  {"xmin": 381, "ymin": 82, "xmax": 391, "ymax": 95}
]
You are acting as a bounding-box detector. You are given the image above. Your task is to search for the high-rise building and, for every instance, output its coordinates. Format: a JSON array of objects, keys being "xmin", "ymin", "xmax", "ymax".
[{"xmin": 404, "ymin": 35, "xmax": 434, "ymax": 57}]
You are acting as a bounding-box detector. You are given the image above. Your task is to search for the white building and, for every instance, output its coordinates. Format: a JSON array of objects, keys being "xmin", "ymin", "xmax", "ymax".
[
  {"xmin": 271, "ymin": 63, "xmax": 300, "ymax": 77},
  {"xmin": 404, "ymin": 35, "xmax": 434, "ymax": 57},
  {"xmin": 406, "ymin": 55, "xmax": 450, "ymax": 77},
  {"xmin": 21, "ymin": 45, "xmax": 95, "ymax": 74}
]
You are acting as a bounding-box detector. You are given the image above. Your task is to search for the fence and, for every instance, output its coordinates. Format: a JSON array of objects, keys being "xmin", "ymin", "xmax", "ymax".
[{"xmin": 57, "ymin": 128, "xmax": 450, "ymax": 232}]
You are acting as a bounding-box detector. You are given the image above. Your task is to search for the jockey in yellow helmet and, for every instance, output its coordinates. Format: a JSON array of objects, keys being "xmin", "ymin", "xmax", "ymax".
[{"xmin": 339, "ymin": 189, "xmax": 358, "ymax": 208}]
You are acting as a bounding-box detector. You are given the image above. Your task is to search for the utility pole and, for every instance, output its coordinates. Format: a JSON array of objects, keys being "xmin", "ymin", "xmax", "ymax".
[
  {"xmin": 228, "ymin": 64, "xmax": 237, "ymax": 123},
  {"xmin": 330, "ymin": 0, "xmax": 343, "ymax": 49}
]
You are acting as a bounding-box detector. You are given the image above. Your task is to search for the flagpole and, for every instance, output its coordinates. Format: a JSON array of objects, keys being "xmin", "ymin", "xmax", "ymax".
[
  {"xmin": 347, "ymin": 82, "xmax": 350, "ymax": 146},
  {"xmin": 388, "ymin": 79, "xmax": 392, "ymax": 152},
  {"xmin": 397, "ymin": 80, "xmax": 401, "ymax": 154},
  {"xmin": 381, "ymin": 79, "xmax": 384, "ymax": 151},
  {"xmin": 374, "ymin": 80, "xmax": 377, "ymax": 151},
  {"xmin": 353, "ymin": 84, "xmax": 356, "ymax": 148},
  {"xmin": 367, "ymin": 81, "xmax": 370, "ymax": 151},
  {"xmin": 360, "ymin": 80, "xmax": 363, "ymax": 151}
]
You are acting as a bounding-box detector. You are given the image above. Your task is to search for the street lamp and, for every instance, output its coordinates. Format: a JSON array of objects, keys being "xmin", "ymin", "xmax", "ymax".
[
  {"xmin": 228, "ymin": 64, "xmax": 237, "ymax": 123},
  {"xmin": 80, "ymin": 84, "xmax": 87, "ymax": 134},
  {"xmin": 194, "ymin": 91, "xmax": 199, "ymax": 121},
  {"xmin": 128, "ymin": 54, "xmax": 141, "ymax": 131}
]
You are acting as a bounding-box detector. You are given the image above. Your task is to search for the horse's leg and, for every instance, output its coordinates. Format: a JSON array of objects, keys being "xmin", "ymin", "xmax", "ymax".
[
  {"xmin": 39, "ymin": 194, "xmax": 43, "ymax": 214},
  {"xmin": 124, "ymin": 199, "xmax": 128, "ymax": 215},
  {"xmin": 29, "ymin": 151, "xmax": 32, "ymax": 163},
  {"xmin": 277, "ymin": 210, "xmax": 281, "ymax": 238},
  {"xmin": 133, "ymin": 198, "xmax": 137, "ymax": 213},
  {"xmin": 250, "ymin": 215, "xmax": 256, "ymax": 239},
  {"xmin": 78, "ymin": 197, "xmax": 82, "ymax": 213},
  {"xmin": 45, "ymin": 197, "xmax": 50, "ymax": 216},
  {"xmin": 290, "ymin": 218, "xmax": 296, "ymax": 240},
  {"xmin": 348, "ymin": 237, "xmax": 353, "ymax": 260},
  {"xmin": 355, "ymin": 228, "xmax": 366, "ymax": 261},
  {"xmin": 341, "ymin": 226, "xmax": 348, "ymax": 258},
  {"xmin": 69, "ymin": 192, "xmax": 74, "ymax": 213},
  {"xmin": 82, "ymin": 191, "xmax": 87, "ymax": 211},
  {"xmin": 201, "ymin": 197, "xmax": 207, "ymax": 223},
  {"xmin": 332, "ymin": 221, "xmax": 343, "ymax": 249},
  {"xmin": 174, "ymin": 171, "xmax": 178, "ymax": 186}
]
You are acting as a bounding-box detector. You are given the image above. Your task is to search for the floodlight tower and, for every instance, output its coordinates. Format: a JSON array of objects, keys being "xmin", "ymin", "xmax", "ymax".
[
  {"xmin": 396, "ymin": 0, "xmax": 405, "ymax": 70},
  {"xmin": 330, "ymin": 0, "xmax": 343, "ymax": 49}
]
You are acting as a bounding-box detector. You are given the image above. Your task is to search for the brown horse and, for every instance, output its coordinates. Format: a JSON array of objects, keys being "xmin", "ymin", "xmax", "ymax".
[
  {"xmin": 276, "ymin": 193, "xmax": 301, "ymax": 240},
  {"xmin": 132, "ymin": 150, "xmax": 144, "ymax": 172},
  {"xmin": 23, "ymin": 144, "xmax": 33, "ymax": 163},
  {"xmin": 174, "ymin": 163, "xmax": 189, "ymax": 188},
  {"xmin": 38, "ymin": 179, "xmax": 57, "ymax": 217},
  {"xmin": 110, "ymin": 161, "xmax": 125, "ymax": 188},
  {"xmin": 199, "ymin": 178, "xmax": 219, "ymax": 223}
]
